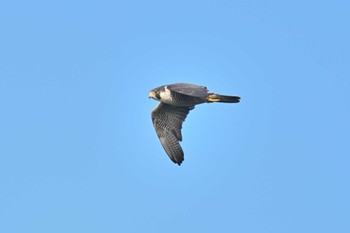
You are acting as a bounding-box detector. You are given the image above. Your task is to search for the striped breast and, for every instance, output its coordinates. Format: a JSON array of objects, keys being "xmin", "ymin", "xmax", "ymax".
[{"xmin": 169, "ymin": 90, "xmax": 206, "ymax": 107}]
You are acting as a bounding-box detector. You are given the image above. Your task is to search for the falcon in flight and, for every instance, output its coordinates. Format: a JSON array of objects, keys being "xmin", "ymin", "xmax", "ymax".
[{"xmin": 149, "ymin": 83, "xmax": 240, "ymax": 165}]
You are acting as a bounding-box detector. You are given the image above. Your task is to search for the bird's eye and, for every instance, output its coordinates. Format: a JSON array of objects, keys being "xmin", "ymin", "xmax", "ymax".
[{"xmin": 155, "ymin": 92, "xmax": 161, "ymax": 99}]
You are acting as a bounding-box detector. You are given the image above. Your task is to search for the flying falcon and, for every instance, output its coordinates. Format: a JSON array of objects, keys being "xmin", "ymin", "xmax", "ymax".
[{"xmin": 149, "ymin": 83, "xmax": 240, "ymax": 165}]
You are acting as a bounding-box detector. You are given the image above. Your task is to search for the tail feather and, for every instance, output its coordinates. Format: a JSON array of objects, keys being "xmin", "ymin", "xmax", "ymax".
[{"xmin": 207, "ymin": 94, "xmax": 240, "ymax": 103}]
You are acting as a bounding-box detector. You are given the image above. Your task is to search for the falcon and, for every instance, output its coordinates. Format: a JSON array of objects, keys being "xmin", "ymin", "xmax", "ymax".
[{"xmin": 149, "ymin": 83, "xmax": 240, "ymax": 165}]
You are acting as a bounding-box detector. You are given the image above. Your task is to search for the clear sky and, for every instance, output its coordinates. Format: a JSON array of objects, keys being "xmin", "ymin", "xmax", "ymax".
[{"xmin": 1, "ymin": 1, "xmax": 349, "ymax": 232}]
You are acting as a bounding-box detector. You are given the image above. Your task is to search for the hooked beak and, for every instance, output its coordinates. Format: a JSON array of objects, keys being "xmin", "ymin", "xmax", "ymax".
[{"xmin": 149, "ymin": 91, "xmax": 156, "ymax": 99}]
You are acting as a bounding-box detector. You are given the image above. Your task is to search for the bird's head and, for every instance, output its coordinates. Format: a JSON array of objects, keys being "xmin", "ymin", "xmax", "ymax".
[{"xmin": 149, "ymin": 87, "xmax": 163, "ymax": 101}]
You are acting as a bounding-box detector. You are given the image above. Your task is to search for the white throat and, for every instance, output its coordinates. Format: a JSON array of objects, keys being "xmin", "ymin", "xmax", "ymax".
[{"xmin": 159, "ymin": 86, "xmax": 173, "ymax": 104}]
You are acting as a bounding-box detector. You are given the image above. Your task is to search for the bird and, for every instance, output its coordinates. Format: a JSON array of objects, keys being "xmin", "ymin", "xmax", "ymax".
[{"xmin": 149, "ymin": 83, "xmax": 240, "ymax": 165}]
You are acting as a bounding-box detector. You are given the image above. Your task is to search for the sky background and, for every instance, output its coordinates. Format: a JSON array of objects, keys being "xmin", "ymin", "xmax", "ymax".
[{"xmin": 1, "ymin": 0, "xmax": 349, "ymax": 232}]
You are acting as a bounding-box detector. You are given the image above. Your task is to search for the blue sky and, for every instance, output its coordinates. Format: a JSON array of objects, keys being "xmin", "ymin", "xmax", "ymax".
[{"xmin": 1, "ymin": 0, "xmax": 349, "ymax": 232}]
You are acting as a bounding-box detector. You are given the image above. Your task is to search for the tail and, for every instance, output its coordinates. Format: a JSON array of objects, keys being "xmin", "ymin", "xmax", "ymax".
[{"xmin": 207, "ymin": 94, "xmax": 240, "ymax": 103}]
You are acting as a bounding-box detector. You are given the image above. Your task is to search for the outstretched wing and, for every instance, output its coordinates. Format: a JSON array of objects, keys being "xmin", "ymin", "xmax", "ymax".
[
  {"xmin": 167, "ymin": 83, "xmax": 210, "ymax": 98},
  {"xmin": 151, "ymin": 103, "xmax": 194, "ymax": 165}
]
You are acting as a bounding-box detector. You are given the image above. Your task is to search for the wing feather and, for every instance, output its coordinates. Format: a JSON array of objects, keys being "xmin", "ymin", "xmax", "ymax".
[
  {"xmin": 167, "ymin": 83, "xmax": 210, "ymax": 98},
  {"xmin": 151, "ymin": 103, "xmax": 194, "ymax": 165}
]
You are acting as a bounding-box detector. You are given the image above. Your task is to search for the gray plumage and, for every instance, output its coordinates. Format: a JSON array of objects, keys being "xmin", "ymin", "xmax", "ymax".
[
  {"xmin": 168, "ymin": 83, "xmax": 210, "ymax": 98},
  {"xmin": 149, "ymin": 83, "xmax": 240, "ymax": 165}
]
